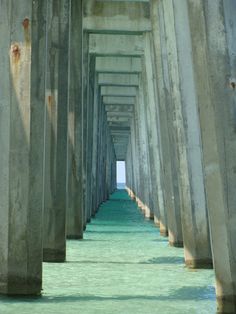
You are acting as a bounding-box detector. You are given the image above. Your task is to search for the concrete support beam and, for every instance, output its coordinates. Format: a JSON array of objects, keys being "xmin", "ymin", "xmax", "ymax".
[
  {"xmin": 109, "ymin": 123, "xmax": 130, "ymax": 130},
  {"xmin": 105, "ymin": 105, "xmax": 134, "ymax": 112},
  {"xmin": 98, "ymin": 74, "xmax": 139, "ymax": 87},
  {"xmin": 83, "ymin": 1, "xmax": 151, "ymax": 33},
  {"xmin": 107, "ymin": 112, "xmax": 133, "ymax": 118},
  {"xmin": 0, "ymin": 0, "xmax": 46, "ymax": 295},
  {"xmin": 96, "ymin": 57, "xmax": 142, "ymax": 74},
  {"xmin": 43, "ymin": 0, "xmax": 70, "ymax": 263},
  {"xmin": 66, "ymin": 0, "xmax": 84, "ymax": 240},
  {"xmin": 101, "ymin": 86, "xmax": 137, "ymax": 97},
  {"xmin": 89, "ymin": 34, "xmax": 144, "ymax": 57},
  {"xmin": 107, "ymin": 117, "xmax": 131, "ymax": 123},
  {"xmin": 103, "ymin": 96, "xmax": 135, "ymax": 105}
]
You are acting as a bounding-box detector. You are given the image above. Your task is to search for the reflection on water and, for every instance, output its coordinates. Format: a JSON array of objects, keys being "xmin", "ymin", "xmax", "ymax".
[{"xmin": 0, "ymin": 190, "xmax": 216, "ymax": 314}]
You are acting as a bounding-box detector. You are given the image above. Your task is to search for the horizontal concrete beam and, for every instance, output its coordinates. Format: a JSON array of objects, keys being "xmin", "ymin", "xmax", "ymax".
[
  {"xmin": 112, "ymin": 139, "xmax": 129, "ymax": 144},
  {"xmin": 111, "ymin": 135, "xmax": 130, "ymax": 140},
  {"xmin": 107, "ymin": 113, "xmax": 133, "ymax": 119},
  {"xmin": 107, "ymin": 117, "xmax": 131, "ymax": 123},
  {"xmin": 101, "ymin": 86, "xmax": 137, "ymax": 97},
  {"xmin": 96, "ymin": 57, "xmax": 142, "ymax": 73},
  {"xmin": 108, "ymin": 119, "xmax": 130, "ymax": 123},
  {"xmin": 111, "ymin": 128, "xmax": 131, "ymax": 132},
  {"xmin": 103, "ymin": 96, "xmax": 135, "ymax": 105},
  {"xmin": 109, "ymin": 124, "xmax": 131, "ymax": 130},
  {"xmin": 98, "ymin": 73, "xmax": 139, "ymax": 86},
  {"xmin": 111, "ymin": 131, "xmax": 130, "ymax": 140},
  {"xmin": 89, "ymin": 34, "xmax": 144, "ymax": 56},
  {"xmin": 105, "ymin": 104, "xmax": 134, "ymax": 112},
  {"xmin": 113, "ymin": 140, "xmax": 129, "ymax": 144},
  {"xmin": 112, "ymin": 135, "xmax": 130, "ymax": 139},
  {"xmin": 83, "ymin": 1, "xmax": 151, "ymax": 33},
  {"xmin": 110, "ymin": 126, "xmax": 131, "ymax": 131}
]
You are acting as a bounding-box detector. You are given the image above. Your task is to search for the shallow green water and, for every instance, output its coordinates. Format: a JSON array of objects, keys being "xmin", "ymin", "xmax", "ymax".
[{"xmin": 0, "ymin": 190, "xmax": 216, "ymax": 314}]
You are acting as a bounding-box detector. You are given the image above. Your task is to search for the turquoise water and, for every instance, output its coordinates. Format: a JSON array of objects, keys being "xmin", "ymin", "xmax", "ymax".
[{"xmin": 0, "ymin": 190, "xmax": 216, "ymax": 314}]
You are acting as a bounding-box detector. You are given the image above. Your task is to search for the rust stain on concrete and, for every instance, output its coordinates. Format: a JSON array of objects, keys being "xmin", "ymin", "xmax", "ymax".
[
  {"xmin": 12, "ymin": 44, "xmax": 21, "ymax": 63},
  {"xmin": 48, "ymin": 95, "xmax": 54, "ymax": 107},
  {"xmin": 22, "ymin": 18, "xmax": 31, "ymax": 44},
  {"xmin": 22, "ymin": 18, "xmax": 29, "ymax": 29}
]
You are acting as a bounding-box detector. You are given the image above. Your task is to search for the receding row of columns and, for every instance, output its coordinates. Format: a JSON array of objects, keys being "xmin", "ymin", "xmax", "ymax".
[
  {"xmin": 0, "ymin": 0, "xmax": 116, "ymax": 295},
  {"xmin": 125, "ymin": 0, "xmax": 236, "ymax": 312}
]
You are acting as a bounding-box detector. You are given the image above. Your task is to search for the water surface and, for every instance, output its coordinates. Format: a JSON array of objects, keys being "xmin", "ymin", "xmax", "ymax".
[{"xmin": 0, "ymin": 190, "xmax": 216, "ymax": 314}]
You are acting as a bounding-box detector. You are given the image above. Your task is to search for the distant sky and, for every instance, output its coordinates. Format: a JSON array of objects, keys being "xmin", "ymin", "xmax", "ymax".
[{"xmin": 116, "ymin": 161, "xmax": 126, "ymax": 183}]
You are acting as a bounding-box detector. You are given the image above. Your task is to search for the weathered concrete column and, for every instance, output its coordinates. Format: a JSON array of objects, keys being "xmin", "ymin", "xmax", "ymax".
[
  {"xmin": 43, "ymin": 0, "xmax": 69, "ymax": 263},
  {"xmin": 130, "ymin": 135, "xmax": 136, "ymax": 197},
  {"xmin": 94, "ymin": 91, "xmax": 102, "ymax": 209},
  {"xmin": 101, "ymin": 110, "xmax": 107, "ymax": 202},
  {"xmin": 112, "ymin": 149, "xmax": 117, "ymax": 192},
  {"xmin": 142, "ymin": 33, "xmax": 169, "ymax": 236},
  {"xmin": 82, "ymin": 32, "xmax": 89, "ymax": 228},
  {"xmin": 84, "ymin": 54, "xmax": 96, "ymax": 222},
  {"xmin": 126, "ymin": 140, "xmax": 133, "ymax": 194},
  {"xmin": 135, "ymin": 80, "xmax": 154, "ymax": 219},
  {"xmin": 155, "ymin": 1, "xmax": 183, "ymax": 244},
  {"xmin": 91, "ymin": 72, "xmax": 100, "ymax": 215},
  {"xmin": 150, "ymin": 1, "xmax": 182, "ymax": 243},
  {"xmin": 163, "ymin": 0, "xmax": 212, "ymax": 265},
  {"xmin": 160, "ymin": 0, "xmax": 187, "ymax": 246},
  {"xmin": 0, "ymin": 0, "xmax": 46, "ymax": 294},
  {"xmin": 105, "ymin": 128, "xmax": 113, "ymax": 198},
  {"xmin": 102, "ymin": 113, "xmax": 109, "ymax": 202},
  {"xmin": 66, "ymin": 0, "xmax": 84, "ymax": 240},
  {"xmin": 130, "ymin": 115, "xmax": 141, "ymax": 202},
  {"xmin": 185, "ymin": 0, "xmax": 236, "ymax": 311},
  {"xmin": 95, "ymin": 91, "xmax": 107, "ymax": 207},
  {"xmin": 159, "ymin": 1, "xmax": 212, "ymax": 260}
]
